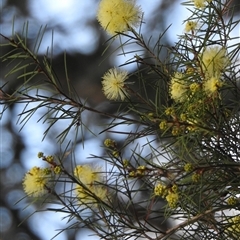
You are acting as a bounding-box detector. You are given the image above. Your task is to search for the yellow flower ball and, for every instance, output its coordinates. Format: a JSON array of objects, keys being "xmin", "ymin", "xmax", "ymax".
[
  {"xmin": 74, "ymin": 165, "xmax": 107, "ymax": 205},
  {"xmin": 97, "ymin": 0, "xmax": 142, "ymax": 35},
  {"xmin": 74, "ymin": 165, "xmax": 101, "ymax": 185},
  {"xmin": 192, "ymin": 0, "xmax": 212, "ymax": 8},
  {"xmin": 101, "ymin": 67, "xmax": 129, "ymax": 101},
  {"xmin": 200, "ymin": 46, "xmax": 229, "ymax": 77},
  {"xmin": 203, "ymin": 76, "xmax": 223, "ymax": 96},
  {"xmin": 22, "ymin": 166, "xmax": 52, "ymax": 197},
  {"xmin": 75, "ymin": 185, "xmax": 107, "ymax": 205},
  {"xmin": 170, "ymin": 72, "xmax": 188, "ymax": 102},
  {"xmin": 227, "ymin": 196, "xmax": 238, "ymax": 205},
  {"xmin": 166, "ymin": 192, "xmax": 179, "ymax": 208},
  {"xmin": 185, "ymin": 21, "xmax": 198, "ymax": 32},
  {"xmin": 159, "ymin": 120, "xmax": 167, "ymax": 130},
  {"xmin": 53, "ymin": 166, "xmax": 62, "ymax": 174},
  {"xmin": 104, "ymin": 138, "xmax": 116, "ymax": 148},
  {"xmin": 180, "ymin": 113, "xmax": 187, "ymax": 121},
  {"xmin": 154, "ymin": 183, "xmax": 167, "ymax": 197},
  {"xmin": 184, "ymin": 163, "xmax": 193, "ymax": 172}
]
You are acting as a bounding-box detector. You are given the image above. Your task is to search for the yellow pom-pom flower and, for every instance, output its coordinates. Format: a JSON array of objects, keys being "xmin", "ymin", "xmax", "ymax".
[
  {"xmin": 180, "ymin": 113, "xmax": 187, "ymax": 121},
  {"xmin": 97, "ymin": 0, "xmax": 142, "ymax": 35},
  {"xmin": 184, "ymin": 163, "xmax": 193, "ymax": 172},
  {"xmin": 170, "ymin": 72, "xmax": 188, "ymax": 102},
  {"xmin": 185, "ymin": 21, "xmax": 198, "ymax": 32},
  {"xmin": 192, "ymin": 0, "xmax": 212, "ymax": 8},
  {"xmin": 166, "ymin": 192, "xmax": 179, "ymax": 208},
  {"xmin": 74, "ymin": 165, "xmax": 101, "ymax": 185},
  {"xmin": 203, "ymin": 76, "xmax": 223, "ymax": 96},
  {"xmin": 104, "ymin": 138, "xmax": 116, "ymax": 148},
  {"xmin": 74, "ymin": 165, "xmax": 107, "ymax": 205},
  {"xmin": 159, "ymin": 120, "xmax": 167, "ymax": 130},
  {"xmin": 165, "ymin": 107, "xmax": 175, "ymax": 116},
  {"xmin": 154, "ymin": 183, "xmax": 167, "ymax": 197},
  {"xmin": 22, "ymin": 166, "xmax": 52, "ymax": 197},
  {"xmin": 75, "ymin": 185, "xmax": 107, "ymax": 205},
  {"xmin": 53, "ymin": 166, "xmax": 62, "ymax": 174},
  {"xmin": 200, "ymin": 46, "xmax": 229, "ymax": 77},
  {"xmin": 227, "ymin": 196, "xmax": 238, "ymax": 205},
  {"xmin": 102, "ymin": 67, "xmax": 129, "ymax": 101}
]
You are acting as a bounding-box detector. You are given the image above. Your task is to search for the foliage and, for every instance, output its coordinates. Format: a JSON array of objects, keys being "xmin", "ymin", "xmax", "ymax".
[{"xmin": 1, "ymin": 0, "xmax": 240, "ymax": 239}]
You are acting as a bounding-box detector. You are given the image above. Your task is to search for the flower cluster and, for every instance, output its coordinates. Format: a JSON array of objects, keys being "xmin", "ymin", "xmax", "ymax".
[
  {"xmin": 15, "ymin": 0, "xmax": 240, "ymax": 238},
  {"xmin": 169, "ymin": 46, "xmax": 228, "ymax": 102},
  {"xmin": 160, "ymin": 45, "xmax": 230, "ymax": 136},
  {"xmin": 97, "ymin": 0, "xmax": 142, "ymax": 36},
  {"xmin": 104, "ymin": 138, "xmax": 120, "ymax": 158},
  {"xmin": 129, "ymin": 165, "xmax": 147, "ymax": 177},
  {"xmin": 74, "ymin": 165, "xmax": 107, "ymax": 205},
  {"xmin": 154, "ymin": 183, "xmax": 179, "ymax": 208}
]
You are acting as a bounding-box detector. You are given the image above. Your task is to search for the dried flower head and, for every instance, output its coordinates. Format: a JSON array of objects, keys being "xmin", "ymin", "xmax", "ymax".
[
  {"xmin": 102, "ymin": 67, "xmax": 129, "ymax": 101},
  {"xmin": 200, "ymin": 46, "xmax": 229, "ymax": 77},
  {"xmin": 22, "ymin": 166, "xmax": 52, "ymax": 197},
  {"xmin": 97, "ymin": 0, "xmax": 142, "ymax": 35}
]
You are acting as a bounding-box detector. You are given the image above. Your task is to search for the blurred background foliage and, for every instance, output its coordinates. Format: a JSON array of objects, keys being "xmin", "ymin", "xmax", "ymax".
[{"xmin": 0, "ymin": 1, "xmax": 239, "ymax": 239}]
